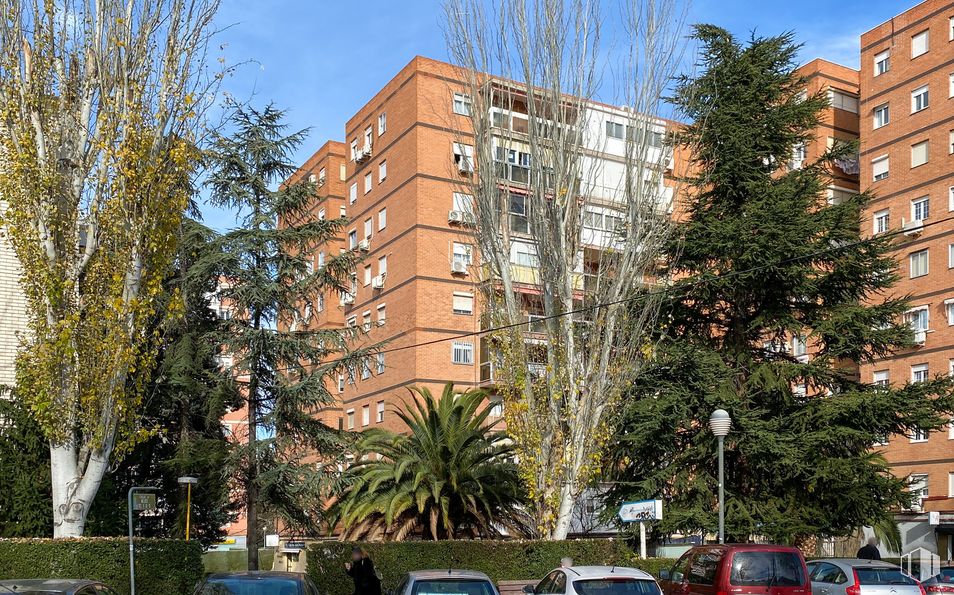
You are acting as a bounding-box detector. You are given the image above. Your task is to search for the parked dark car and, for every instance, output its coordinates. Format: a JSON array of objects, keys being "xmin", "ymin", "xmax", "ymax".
[
  {"xmin": 0, "ymin": 579, "xmax": 118, "ymax": 594},
  {"xmin": 922, "ymin": 566, "xmax": 954, "ymax": 594},
  {"xmin": 195, "ymin": 571, "xmax": 320, "ymax": 595},
  {"xmin": 659, "ymin": 545, "xmax": 811, "ymax": 595}
]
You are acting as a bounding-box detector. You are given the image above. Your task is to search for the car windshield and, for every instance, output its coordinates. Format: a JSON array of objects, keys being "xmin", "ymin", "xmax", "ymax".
[
  {"xmin": 412, "ymin": 579, "xmax": 497, "ymax": 595},
  {"xmin": 201, "ymin": 577, "xmax": 300, "ymax": 595},
  {"xmin": 730, "ymin": 552, "xmax": 805, "ymax": 587},
  {"xmin": 855, "ymin": 570, "xmax": 917, "ymax": 586},
  {"xmin": 937, "ymin": 570, "xmax": 954, "ymax": 583},
  {"xmin": 573, "ymin": 578, "xmax": 662, "ymax": 595}
]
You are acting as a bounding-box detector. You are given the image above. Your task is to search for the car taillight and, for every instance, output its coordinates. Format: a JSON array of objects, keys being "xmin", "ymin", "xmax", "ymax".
[
  {"xmin": 927, "ymin": 586, "xmax": 954, "ymax": 593},
  {"xmin": 919, "ymin": 582, "xmax": 928, "ymax": 595},
  {"xmin": 846, "ymin": 570, "xmax": 861, "ymax": 595}
]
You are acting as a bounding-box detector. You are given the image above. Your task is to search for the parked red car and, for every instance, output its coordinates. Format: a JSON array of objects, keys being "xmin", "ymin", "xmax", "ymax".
[{"xmin": 659, "ymin": 545, "xmax": 811, "ymax": 595}]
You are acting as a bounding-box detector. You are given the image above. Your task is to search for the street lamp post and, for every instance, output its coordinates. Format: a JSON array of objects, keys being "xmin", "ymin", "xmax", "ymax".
[
  {"xmin": 178, "ymin": 476, "xmax": 199, "ymax": 541},
  {"xmin": 709, "ymin": 409, "xmax": 732, "ymax": 544}
]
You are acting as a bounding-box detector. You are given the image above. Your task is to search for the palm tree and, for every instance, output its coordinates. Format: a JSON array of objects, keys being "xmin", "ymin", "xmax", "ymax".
[{"xmin": 333, "ymin": 384, "xmax": 530, "ymax": 540}]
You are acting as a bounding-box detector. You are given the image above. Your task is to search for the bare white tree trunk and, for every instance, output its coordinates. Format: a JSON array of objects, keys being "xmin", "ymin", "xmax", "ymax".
[{"xmin": 445, "ymin": 0, "xmax": 689, "ymax": 539}]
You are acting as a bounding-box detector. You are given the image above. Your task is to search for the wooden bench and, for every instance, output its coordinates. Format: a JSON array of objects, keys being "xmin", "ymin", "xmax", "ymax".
[{"xmin": 499, "ymin": 580, "xmax": 535, "ymax": 595}]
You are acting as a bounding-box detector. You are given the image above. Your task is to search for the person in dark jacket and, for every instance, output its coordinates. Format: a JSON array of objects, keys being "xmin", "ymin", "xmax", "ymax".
[
  {"xmin": 857, "ymin": 536, "xmax": 882, "ymax": 560},
  {"xmin": 346, "ymin": 547, "xmax": 382, "ymax": 595}
]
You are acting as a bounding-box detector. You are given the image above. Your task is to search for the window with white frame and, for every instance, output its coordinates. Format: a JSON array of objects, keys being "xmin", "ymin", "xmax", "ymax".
[
  {"xmin": 792, "ymin": 335, "xmax": 807, "ymax": 358},
  {"xmin": 873, "ymin": 103, "xmax": 890, "ymax": 128},
  {"xmin": 364, "ymin": 172, "xmax": 372, "ymax": 194},
  {"xmin": 489, "ymin": 400, "xmax": 504, "ymax": 418},
  {"xmin": 950, "ymin": 472, "xmax": 954, "ymax": 497},
  {"xmin": 453, "ymin": 93, "xmax": 472, "ymax": 116},
  {"xmin": 379, "ymin": 160, "xmax": 387, "ymax": 182},
  {"xmin": 911, "ymin": 428, "xmax": 929, "ymax": 443},
  {"xmin": 361, "ymin": 357, "xmax": 371, "ymax": 380},
  {"xmin": 912, "ymin": 140, "xmax": 929, "ymax": 167},
  {"xmin": 510, "ymin": 241, "xmax": 538, "ymax": 267},
  {"xmin": 360, "ymin": 311, "xmax": 371, "ymax": 332},
  {"xmin": 378, "ymin": 207, "xmax": 387, "ymax": 231},
  {"xmin": 872, "ymin": 156, "xmax": 889, "ymax": 181},
  {"xmin": 340, "ymin": 205, "xmax": 347, "ymax": 218},
  {"xmin": 909, "ymin": 474, "xmax": 929, "ymax": 508},
  {"xmin": 452, "ymin": 292, "xmax": 474, "ymax": 315},
  {"xmin": 906, "ymin": 306, "xmax": 929, "ymax": 333},
  {"xmin": 912, "ymin": 29, "xmax": 930, "ymax": 58},
  {"xmin": 348, "ymin": 230, "xmax": 357, "ymax": 249},
  {"xmin": 912, "ymin": 85, "xmax": 930, "ymax": 112},
  {"xmin": 363, "ymin": 265, "xmax": 372, "ymax": 287},
  {"xmin": 790, "ymin": 143, "xmax": 807, "ymax": 168},
  {"xmin": 874, "ymin": 50, "xmax": 890, "ymax": 76},
  {"xmin": 316, "ymin": 293, "xmax": 324, "ymax": 312},
  {"xmin": 363, "ymin": 126, "xmax": 373, "ymax": 150},
  {"xmin": 347, "ymin": 315, "xmax": 357, "ymax": 328},
  {"xmin": 873, "ymin": 209, "xmax": 890, "ymax": 234},
  {"xmin": 350, "ymin": 139, "xmax": 357, "ymax": 161},
  {"xmin": 378, "ymin": 112, "xmax": 387, "ymax": 135},
  {"xmin": 828, "ymin": 188, "xmax": 854, "ymax": 205},
  {"xmin": 912, "ymin": 363, "xmax": 930, "ymax": 384},
  {"xmin": 362, "ymin": 404, "xmax": 370, "ymax": 426},
  {"xmin": 873, "ymin": 370, "xmax": 890, "ymax": 388},
  {"xmin": 377, "ymin": 255, "xmax": 387, "ymax": 277},
  {"xmin": 950, "ymin": 186, "xmax": 954, "ymax": 211},
  {"xmin": 946, "ymin": 298, "xmax": 954, "ymax": 325},
  {"xmin": 950, "ymin": 16, "xmax": 954, "ymax": 41},
  {"xmin": 338, "ymin": 374, "xmax": 345, "ymax": 393},
  {"xmin": 910, "ymin": 249, "xmax": 929, "ymax": 278},
  {"xmin": 452, "ymin": 243, "xmax": 473, "ymax": 268},
  {"xmin": 349, "ymin": 182, "xmax": 358, "ymax": 204},
  {"xmin": 829, "ymin": 89, "xmax": 859, "ymax": 113},
  {"xmin": 318, "ymin": 207, "xmax": 326, "ymax": 221},
  {"xmin": 453, "ymin": 192, "xmax": 474, "ymax": 214},
  {"xmin": 376, "ymin": 400, "xmax": 385, "ymax": 423},
  {"xmin": 346, "ymin": 409, "xmax": 355, "ymax": 429},
  {"xmin": 950, "ymin": 73, "xmax": 954, "ymax": 98},
  {"xmin": 376, "ymin": 304, "xmax": 386, "ymax": 325},
  {"xmin": 318, "ymin": 167, "xmax": 326, "ymax": 185},
  {"xmin": 912, "ymin": 196, "xmax": 930, "ymax": 221},
  {"xmin": 453, "ymin": 143, "xmax": 474, "ymax": 172},
  {"xmin": 606, "ymin": 121, "xmax": 626, "ymax": 140},
  {"xmin": 950, "ymin": 244, "xmax": 954, "ymax": 268},
  {"xmin": 452, "ymin": 341, "xmax": 474, "ymax": 365},
  {"xmin": 363, "ymin": 218, "xmax": 373, "ymax": 240},
  {"xmin": 376, "ymin": 353, "xmax": 385, "ymax": 375},
  {"xmin": 950, "ymin": 130, "xmax": 954, "ymax": 154}
]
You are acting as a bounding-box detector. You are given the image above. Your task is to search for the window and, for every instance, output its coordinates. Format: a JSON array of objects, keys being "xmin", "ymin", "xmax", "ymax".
[
  {"xmin": 350, "ymin": 139, "xmax": 357, "ymax": 161},
  {"xmin": 346, "ymin": 409, "xmax": 355, "ymax": 430},
  {"xmin": 912, "ymin": 196, "xmax": 930, "ymax": 222},
  {"xmin": 950, "ymin": 472, "xmax": 954, "ymax": 497},
  {"xmin": 874, "ymin": 50, "xmax": 890, "ymax": 76},
  {"xmin": 453, "ymin": 143, "xmax": 474, "ymax": 173},
  {"xmin": 510, "ymin": 241, "xmax": 538, "ymax": 267},
  {"xmin": 912, "ymin": 29, "xmax": 929, "ymax": 58},
  {"xmin": 950, "ymin": 244, "xmax": 954, "ymax": 268},
  {"xmin": 792, "ymin": 335, "xmax": 807, "ymax": 358},
  {"xmin": 317, "ymin": 252, "xmax": 326, "ymax": 268},
  {"xmin": 872, "ymin": 156, "xmax": 889, "ymax": 181},
  {"xmin": 829, "ymin": 89, "xmax": 858, "ymax": 113},
  {"xmin": 452, "ymin": 341, "xmax": 474, "ymax": 365},
  {"xmin": 364, "ymin": 172, "xmax": 372, "ymax": 194},
  {"xmin": 377, "ymin": 255, "xmax": 387, "ymax": 277},
  {"xmin": 376, "ymin": 400, "xmax": 385, "ymax": 422},
  {"xmin": 349, "ymin": 182, "xmax": 357, "ymax": 204},
  {"xmin": 378, "ymin": 112, "xmax": 387, "ymax": 135},
  {"xmin": 873, "ymin": 103, "xmax": 889, "ymax": 128},
  {"xmin": 376, "ymin": 304, "xmax": 386, "ymax": 325},
  {"xmin": 376, "ymin": 354, "xmax": 385, "ymax": 376},
  {"xmin": 950, "ymin": 73, "xmax": 954, "ymax": 98},
  {"xmin": 317, "ymin": 167, "xmax": 326, "ymax": 185},
  {"xmin": 790, "ymin": 143, "xmax": 807, "ymax": 169},
  {"xmin": 606, "ymin": 121, "xmax": 626, "ymax": 140},
  {"xmin": 348, "ymin": 230, "xmax": 357, "ymax": 249},
  {"xmin": 912, "ymin": 85, "xmax": 930, "ymax": 112},
  {"xmin": 910, "ymin": 249, "xmax": 929, "ymax": 278},
  {"xmin": 361, "ymin": 357, "xmax": 371, "ymax": 380},
  {"xmin": 828, "ymin": 188, "xmax": 854, "ymax": 206},
  {"xmin": 362, "ymin": 405, "xmax": 370, "ymax": 426},
  {"xmin": 316, "ymin": 293, "xmax": 324, "ymax": 312},
  {"xmin": 338, "ymin": 374, "xmax": 345, "ymax": 393},
  {"xmin": 950, "ymin": 16, "xmax": 954, "ymax": 41},
  {"xmin": 340, "ymin": 205, "xmax": 347, "ymax": 218},
  {"xmin": 361, "ymin": 310, "xmax": 372, "ymax": 332},
  {"xmin": 873, "ymin": 209, "xmax": 890, "ymax": 234},
  {"xmin": 453, "ymin": 192, "xmax": 474, "ymax": 214},
  {"xmin": 909, "ymin": 474, "xmax": 929, "ymax": 504},
  {"xmin": 912, "ymin": 140, "xmax": 929, "ymax": 167},
  {"xmin": 509, "ymin": 193, "xmax": 528, "ymax": 233},
  {"xmin": 950, "ymin": 186, "xmax": 954, "ymax": 211},
  {"xmin": 378, "ymin": 160, "xmax": 387, "ymax": 182},
  {"xmin": 453, "ymin": 242, "xmax": 473, "ymax": 268},
  {"xmin": 363, "ymin": 126, "xmax": 373, "ymax": 150},
  {"xmin": 873, "ymin": 370, "xmax": 890, "ymax": 388},
  {"xmin": 363, "ymin": 265, "xmax": 372, "ymax": 286},
  {"xmin": 453, "ymin": 292, "xmax": 474, "ymax": 315},
  {"xmin": 318, "ymin": 207, "xmax": 326, "ymax": 221},
  {"xmin": 946, "ymin": 298, "xmax": 954, "ymax": 325},
  {"xmin": 361, "ymin": 218, "xmax": 372, "ymax": 240},
  {"xmin": 378, "ymin": 207, "xmax": 387, "ymax": 230},
  {"xmin": 912, "ymin": 363, "xmax": 930, "ymax": 384},
  {"xmin": 729, "ymin": 552, "xmax": 804, "ymax": 587},
  {"xmin": 950, "ymin": 130, "xmax": 954, "ymax": 154},
  {"xmin": 907, "ymin": 306, "xmax": 929, "ymax": 333},
  {"xmin": 453, "ymin": 93, "xmax": 472, "ymax": 116},
  {"xmin": 489, "ymin": 401, "xmax": 503, "ymax": 417},
  {"xmin": 347, "ymin": 315, "xmax": 357, "ymax": 328}
]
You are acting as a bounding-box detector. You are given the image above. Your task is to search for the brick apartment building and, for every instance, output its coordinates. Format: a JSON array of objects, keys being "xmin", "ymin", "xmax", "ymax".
[{"xmin": 856, "ymin": 0, "xmax": 954, "ymax": 557}]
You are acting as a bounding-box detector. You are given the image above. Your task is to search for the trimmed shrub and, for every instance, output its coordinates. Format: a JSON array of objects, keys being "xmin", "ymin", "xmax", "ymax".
[
  {"xmin": 203, "ymin": 548, "xmax": 276, "ymax": 573},
  {"xmin": 0, "ymin": 537, "xmax": 203, "ymax": 595},
  {"xmin": 308, "ymin": 540, "xmax": 673, "ymax": 595}
]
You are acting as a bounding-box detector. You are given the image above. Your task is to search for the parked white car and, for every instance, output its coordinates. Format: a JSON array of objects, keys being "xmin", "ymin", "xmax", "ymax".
[{"xmin": 524, "ymin": 566, "xmax": 663, "ymax": 595}]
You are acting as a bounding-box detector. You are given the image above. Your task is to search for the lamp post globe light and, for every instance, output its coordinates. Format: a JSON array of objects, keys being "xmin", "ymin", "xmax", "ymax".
[{"xmin": 709, "ymin": 409, "xmax": 731, "ymax": 544}]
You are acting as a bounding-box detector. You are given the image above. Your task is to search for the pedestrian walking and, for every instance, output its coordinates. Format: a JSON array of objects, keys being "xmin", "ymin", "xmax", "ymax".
[
  {"xmin": 857, "ymin": 536, "xmax": 882, "ymax": 560},
  {"xmin": 346, "ymin": 547, "xmax": 383, "ymax": 595}
]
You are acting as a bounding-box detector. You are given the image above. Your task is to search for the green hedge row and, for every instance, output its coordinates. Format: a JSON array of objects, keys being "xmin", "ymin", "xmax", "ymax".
[
  {"xmin": 308, "ymin": 540, "xmax": 674, "ymax": 595},
  {"xmin": 0, "ymin": 537, "xmax": 203, "ymax": 595}
]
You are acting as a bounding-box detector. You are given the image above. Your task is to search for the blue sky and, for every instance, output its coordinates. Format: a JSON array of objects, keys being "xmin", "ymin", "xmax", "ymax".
[{"xmin": 201, "ymin": 0, "xmax": 909, "ymax": 230}]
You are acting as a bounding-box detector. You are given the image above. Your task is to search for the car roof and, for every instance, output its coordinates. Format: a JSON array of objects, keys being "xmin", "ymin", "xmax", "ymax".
[
  {"xmin": 563, "ymin": 567, "xmax": 655, "ymax": 581},
  {"xmin": 0, "ymin": 579, "xmax": 100, "ymax": 591},
  {"xmin": 691, "ymin": 544, "xmax": 804, "ymax": 553},
  {"xmin": 207, "ymin": 571, "xmax": 304, "ymax": 581},
  {"xmin": 814, "ymin": 559, "xmax": 901, "ymax": 569},
  {"xmin": 408, "ymin": 570, "xmax": 494, "ymax": 581}
]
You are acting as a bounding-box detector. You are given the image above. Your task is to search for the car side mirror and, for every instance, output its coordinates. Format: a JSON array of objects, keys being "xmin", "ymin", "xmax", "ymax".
[
  {"xmin": 523, "ymin": 586, "xmax": 536, "ymax": 594},
  {"xmin": 659, "ymin": 571, "xmax": 670, "ymax": 581}
]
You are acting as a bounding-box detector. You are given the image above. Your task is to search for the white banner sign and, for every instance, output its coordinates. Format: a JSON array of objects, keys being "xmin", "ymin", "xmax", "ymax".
[{"xmin": 618, "ymin": 499, "xmax": 663, "ymax": 522}]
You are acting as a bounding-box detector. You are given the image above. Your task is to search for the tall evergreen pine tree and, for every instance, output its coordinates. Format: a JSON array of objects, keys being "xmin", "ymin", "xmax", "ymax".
[
  {"xmin": 607, "ymin": 26, "xmax": 954, "ymax": 544},
  {"xmin": 206, "ymin": 104, "xmax": 365, "ymax": 569}
]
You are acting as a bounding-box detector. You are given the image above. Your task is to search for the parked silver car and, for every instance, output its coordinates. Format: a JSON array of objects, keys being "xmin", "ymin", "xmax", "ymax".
[
  {"xmin": 392, "ymin": 570, "xmax": 500, "ymax": 595},
  {"xmin": 525, "ymin": 566, "xmax": 662, "ymax": 595},
  {"xmin": 806, "ymin": 559, "xmax": 924, "ymax": 595}
]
